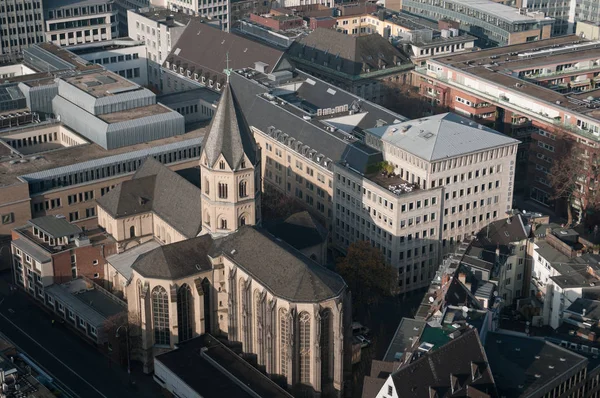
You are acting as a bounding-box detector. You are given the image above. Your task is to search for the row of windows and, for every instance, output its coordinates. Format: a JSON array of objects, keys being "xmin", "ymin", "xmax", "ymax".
[
  {"xmin": 443, "ymin": 211, "xmax": 498, "ymax": 231},
  {"xmin": 92, "ymin": 52, "xmax": 138, "ymax": 65},
  {"xmin": 68, "ymin": 207, "xmax": 96, "ymax": 222},
  {"xmin": 29, "ymin": 146, "xmax": 201, "ymax": 194}
]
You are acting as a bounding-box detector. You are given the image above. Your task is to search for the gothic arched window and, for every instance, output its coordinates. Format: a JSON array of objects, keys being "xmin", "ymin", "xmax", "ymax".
[
  {"xmin": 152, "ymin": 286, "xmax": 170, "ymax": 346},
  {"xmin": 299, "ymin": 311, "xmax": 311, "ymax": 384},
  {"xmin": 218, "ymin": 183, "xmax": 228, "ymax": 199},
  {"xmin": 177, "ymin": 284, "xmax": 194, "ymax": 342},
  {"xmin": 279, "ymin": 308, "xmax": 289, "ymax": 378}
]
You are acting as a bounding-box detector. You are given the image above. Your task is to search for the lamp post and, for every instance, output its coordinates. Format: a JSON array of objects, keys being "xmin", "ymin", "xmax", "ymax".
[{"xmin": 115, "ymin": 325, "xmax": 130, "ymax": 382}]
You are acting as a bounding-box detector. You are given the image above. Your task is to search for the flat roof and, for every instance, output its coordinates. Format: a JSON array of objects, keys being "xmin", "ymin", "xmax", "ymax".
[
  {"xmin": 28, "ymin": 215, "xmax": 82, "ymax": 238},
  {"xmin": 0, "ymin": 122, "xmax": 208, "ymax": 187},
  {"xmin": 136, "ymin": 7, "xmax": 212, "ymax": 26},
  {"xmin": 46, "ymin": 0, "xmax": 114, "ymax": 10},
  {"xmin": 156, "ymin": 334, "xmax": 293, "ymax": 398},
  {"xmin": 64, "ymin": 70, "xmax": 139, "ymax": 98},
  {"xmin": 98, "ymin": 103, "xmax": 171, "ymax": 123},
  {"xmin": 106, "ymin": 240, "xmax": 161, "ymax": 280},
  {"xmin": 427, "ymin": 35, "xmax": 600, "ymax": 123},
  {"xmin": 439, "ymin": 0, "xmax": 550, "ymax": 23},
  {"xmin": 46, "ymin": 279, "xmax": 125, "ymax": 327}
]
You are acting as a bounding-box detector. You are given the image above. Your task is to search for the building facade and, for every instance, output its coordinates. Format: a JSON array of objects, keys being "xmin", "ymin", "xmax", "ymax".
[
  {"xmin": 44, "ymin": 0, "xmax": 118, "ymax": 48},
  {"xmin": 401, "ymin": 0, "xmax": 554, "ymax": 47},
  {"xmin": 411, "ymin": 35, "xmax": 600, "ymax": 222},
  {"xmin": 0, "ymin": 0, "xmax": 45, "ymax": 54}
]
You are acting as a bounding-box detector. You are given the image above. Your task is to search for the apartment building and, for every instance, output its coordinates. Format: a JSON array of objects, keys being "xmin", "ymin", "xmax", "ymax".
[
  {"xmin": 401, "ymin": 0, "xmax": 554, "ymax": 47},
  {"xmin": 126, "ymin": 8, "xmax": 221, "ymax": 91},
  {"xmin": 412, "ymin": 35, "xmax": 600, "ymax": 222},
  {"xmin": 0, "ymin": 0, "xmax": 45, "ymax": 54},
  {"xmin": 10, "ymin": 215, "xmax": 127, "ymax": 343},
  {"xmin": 530, "ymin": 225, "xmax": 600, "ymax": 329},
  {"xmin": 44, "ymin": 0, "xmax": 118, "ymax": 48},
  {"xmin": 335, "ymin": 113, "xmax": 518, "ymax": 292}
]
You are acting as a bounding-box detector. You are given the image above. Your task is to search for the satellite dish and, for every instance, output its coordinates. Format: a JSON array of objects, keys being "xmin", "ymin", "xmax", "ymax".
[
  {"xmin": 462, "ymin": 306, "xmax": 469, "ymax": 313},
  {"xmin": 428, "ymin": 296, "xmax": 434, "ymax": 303},
  {"xmin": 493, "ymin": 291, "xmax": 498, "ymax": 297}
]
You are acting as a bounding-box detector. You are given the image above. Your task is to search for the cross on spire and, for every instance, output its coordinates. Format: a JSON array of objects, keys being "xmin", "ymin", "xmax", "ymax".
[{"xmin": 224, "ymin": 51, "xmax": 232, "ymax": 82}]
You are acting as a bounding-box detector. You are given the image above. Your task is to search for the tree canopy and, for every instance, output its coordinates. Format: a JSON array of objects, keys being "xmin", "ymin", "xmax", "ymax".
[{"xmin": 336, "ymin": 241, "xmax": 397, "ymax": 315}]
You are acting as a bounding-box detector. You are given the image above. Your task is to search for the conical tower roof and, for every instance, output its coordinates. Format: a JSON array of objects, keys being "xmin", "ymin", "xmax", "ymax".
[{"xmin": 202, "ymin": 83, "xmax": 257, "ymax": 170}]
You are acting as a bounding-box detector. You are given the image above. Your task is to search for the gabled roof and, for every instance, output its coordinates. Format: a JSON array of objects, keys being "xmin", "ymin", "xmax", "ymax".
[
  {"xmin": 265, "ymin": 211, "xmax": 328, "ymax": 250},
  {"xmin": 202, "ymin": 83, "xmax": 257, "ymax": 169},
  {"xmin": 390, "ymin": 329, "xmax": 497, "ymax": 397},
  {"xmin": 132, "ymin": 235, "xmax": 214, "ymax": 280},
  {"xmin": 164, "ymin": 20, "xmax": 285, "ymax": 84},
  {"xmin": 367, "ymin": 113, "xmax": 520, "ymax": 162},
  {"xmin": 287, "ymin": 29, "xmax": 409, "ymax": 77},
  {"xmin": 96, "ymin": 157, "xmax": 202, "ymax": 238},
  {"xmin": 212, "ymin": 226, "xmax": 346, "ymax": 302}
]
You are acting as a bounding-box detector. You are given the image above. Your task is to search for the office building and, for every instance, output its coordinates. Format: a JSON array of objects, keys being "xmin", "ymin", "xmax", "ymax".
[
  {"xmin": 0, "ymin": 0, "xmax": 45, "ymax": 54},
  {"xmin": 335, "ymin": 113, "xmax": 518, "ymax": 292},
  {"xmin": 44, "ymin": 0, "xmax": 118, "ymax": 48},
  {"xmin": 334, "ymin": 11, "xmax": 477, "ymax": 66},
  {"xmin": 400, "ymin": 0, "xmax": 554, "ymax": 47},
  {"xmin": 411, "ymin": 35, "xmax": 600, "ymax": 221},
  {"xmin": 68, "ymin": 39, "xmax": 149, "ymax": 86},
  {"xmin": 286, "ymin": 28, "xmax": 412, "ymax": 104},
  {"xmin": 127, "ymin": 8, "xmax": 221, "ymax": 91}
]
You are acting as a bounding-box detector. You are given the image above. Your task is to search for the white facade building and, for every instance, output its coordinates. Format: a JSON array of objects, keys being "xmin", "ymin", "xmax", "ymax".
[
  {"xmin": 334, "ymin": 113, "xmax": 520, "ymax": 292},
  {"xmin": 0, "ymin": 0, "xmax": 45, "ymax": 54},
  {"xmin": 69, "ymin": 39, "xmax": 149, "ymax": 86},
  {"xmin": 44, "ymin": 0, "xmax": 118, "ymax": 47}
]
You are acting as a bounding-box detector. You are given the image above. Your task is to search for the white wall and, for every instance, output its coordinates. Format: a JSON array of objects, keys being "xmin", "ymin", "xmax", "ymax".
[{"xmin": 75, "ymin": 43, "xmax": 149, "ymax": 86}]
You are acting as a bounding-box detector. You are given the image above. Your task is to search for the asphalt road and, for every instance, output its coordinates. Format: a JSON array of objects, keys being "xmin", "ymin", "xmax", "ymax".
[{"xmin": 0, "ymin": 273, "xmax": 162, "ymax": 398}]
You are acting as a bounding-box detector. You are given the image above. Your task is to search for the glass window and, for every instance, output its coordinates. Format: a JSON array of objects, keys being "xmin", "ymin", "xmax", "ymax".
[{"xmin": 152, "ymin": 286, "xmax": 170, "ymax": 346}]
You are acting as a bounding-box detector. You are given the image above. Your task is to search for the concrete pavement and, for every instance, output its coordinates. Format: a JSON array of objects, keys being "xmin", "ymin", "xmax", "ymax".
[{"xmin": 0, "ymin": 272, "xmax": 162, "ymax": 398}]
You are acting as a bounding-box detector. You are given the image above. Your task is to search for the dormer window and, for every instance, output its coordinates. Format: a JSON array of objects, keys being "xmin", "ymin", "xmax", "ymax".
[
  {"xmin": 219, "ymin": 160, "xmax": 225, "ymax": 170},
  {"xmin": 240, "ymin": 160, "xmax": 246, "ymax": 169}
]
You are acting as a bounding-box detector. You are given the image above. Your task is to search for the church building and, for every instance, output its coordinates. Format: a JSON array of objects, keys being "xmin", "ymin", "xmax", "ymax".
[{"xmin": 96, "ymin": 82, "xmax": 351, "ymax": 397}]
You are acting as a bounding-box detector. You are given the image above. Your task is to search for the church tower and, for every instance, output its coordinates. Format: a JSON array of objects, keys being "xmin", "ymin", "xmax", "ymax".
[{"xmin": 200, "ymin": 82, "xmax": 261, "ymax": 236}]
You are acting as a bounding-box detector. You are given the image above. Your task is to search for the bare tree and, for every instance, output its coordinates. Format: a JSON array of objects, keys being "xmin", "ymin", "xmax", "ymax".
[
  {"xmin": 548, "ymin": 142, "xmax": 600, "ymax": 226},
  {"xmin": 102, "ymin": 311, "xmax": 143, "ymax": 366}
]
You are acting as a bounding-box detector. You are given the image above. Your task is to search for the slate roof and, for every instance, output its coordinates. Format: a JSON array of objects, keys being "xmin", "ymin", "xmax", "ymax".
[
  {"xmin": 164, "ymin": 20, "xmax": 285, "ymax": 84},
  {"xmin": 28, "ymin": 215, "xmax": 82, "ymax": 238},
  {"xmin": 287, "ymin": 29, "xmax": 410, "ymax": 77},
  {"xmin": 229, "ymin": 70, "xmax": 388, "ymax": 174},
  {"xmin": 390, "ymin": 329, "xmax": 497, "ymax": 397},
  {"xmin": 213, "ymin": 226, "xmax": 346, "ymax": 302},
  {"xmin": 469, "ymin": 214, "xmax": 530, "ymax": 262},
  {"xmin": 367, "ymin": 113, "xmax": 520, "ymax": 161},
  {"xmin": 130, "ymin": 226, "xmax": 346, "ymax": 301},
  {"xmin": 383, "ymin": 317, "xmax": 426, "ymax": 362},
  {"xmin": 131, "ymin": 235, "xmax": 214, "ymax": 280},
  {"xmin": 265, "ymin": 211, "xmax": 328, "ymax": 250},
  {"xmin": 485, "ymin": 331, "xmax": 587, "ymax": 398},
  {"xmin": 96, "ymin": 157, "xmax": 203, "ymax": 238},
  {"xmin": 202, "ymin": 83, "xmax": 257, "ymax": 169}
]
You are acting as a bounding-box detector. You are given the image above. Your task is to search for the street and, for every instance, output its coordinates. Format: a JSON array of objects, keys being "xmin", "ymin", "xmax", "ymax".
[{"xmin": 0, "ymin": 272, "xmax": 162, "ymax": 398}]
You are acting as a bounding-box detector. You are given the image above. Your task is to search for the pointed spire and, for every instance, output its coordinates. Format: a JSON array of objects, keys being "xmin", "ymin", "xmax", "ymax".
[{"xmin": 202, "ymin": 82, "xmax": 257, "ymax": 170}]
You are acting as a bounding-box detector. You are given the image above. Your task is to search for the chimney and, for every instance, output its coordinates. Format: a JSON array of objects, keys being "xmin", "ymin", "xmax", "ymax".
[
  {"xmin": 458, "ymin": 273, "xmax": 467, "ymax": 284},
  {"xmin": 583, "ymin": 308, "xmax": 587, "ymax": 317}
]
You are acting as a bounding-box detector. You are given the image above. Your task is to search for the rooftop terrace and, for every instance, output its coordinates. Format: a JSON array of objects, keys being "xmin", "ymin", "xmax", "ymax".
[{"xmin": 367, "ymin": 171, "xmax": 419, "ymax": 196}]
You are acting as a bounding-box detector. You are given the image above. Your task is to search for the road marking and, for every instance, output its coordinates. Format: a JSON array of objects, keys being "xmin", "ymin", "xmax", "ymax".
[{"xmin": 0, "ymin": 311, "xmax": 108, "ymax": 398}]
